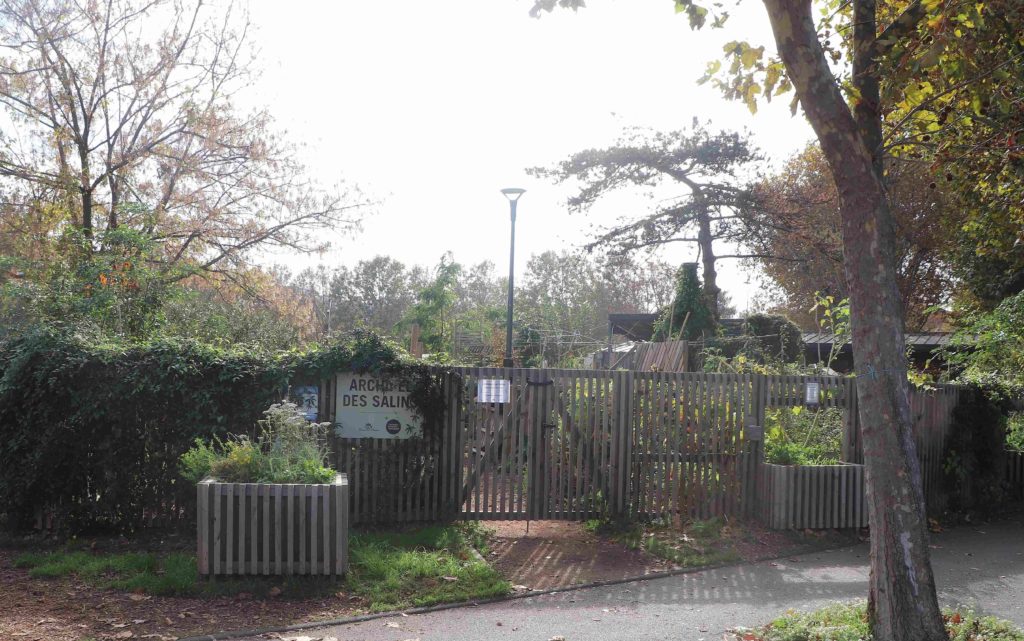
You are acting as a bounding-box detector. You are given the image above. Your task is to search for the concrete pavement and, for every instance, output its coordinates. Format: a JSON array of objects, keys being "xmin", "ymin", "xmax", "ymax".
[{"xmin": 249, "ymin": 519, "xmax": 1024, "ymax": 641}]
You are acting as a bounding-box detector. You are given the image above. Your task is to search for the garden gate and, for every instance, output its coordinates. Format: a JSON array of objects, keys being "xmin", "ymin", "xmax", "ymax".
[{"xmin": 451, "ymin": 368, "xmax": 765, "ymax": 522}]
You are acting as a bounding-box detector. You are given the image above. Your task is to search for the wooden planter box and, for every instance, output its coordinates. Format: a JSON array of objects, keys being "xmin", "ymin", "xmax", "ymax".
[
  {"xmin": 761, "ymin": 463, "xmax": 867, "ymax": 530},
  {"xmin": 197, "ymin": 474, "xmax": 349, "ymax": 576}
]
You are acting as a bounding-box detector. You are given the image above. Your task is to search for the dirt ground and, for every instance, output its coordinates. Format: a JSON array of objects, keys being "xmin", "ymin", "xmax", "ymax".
[
  {"xmin": 0, "ymin": 548, "xmax": 363, "ymax": 641},
  {"xmin": 0, "ymin": 522, "xmax": 859, "ymax": 640},
  {"xmin": 483, "ymin": 519, "xmax": 860, "ymax": 591},
  {"xmin": 483, "ymin": 520, "xmax": 670, "ymax": 590}
]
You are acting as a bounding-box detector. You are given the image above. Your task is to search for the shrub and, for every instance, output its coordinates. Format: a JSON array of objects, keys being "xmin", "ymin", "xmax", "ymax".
[
  {"xmin": 1007, "ymin": 412, "xmax": 1024, "ymax": 452},
  {"xmin": 744, "ymin": 313, "xmax": 804, "ymax": 363},
  {"xmin": 180, "ymin": 402, "xmax": 335, "ymax": 484},
  {"xmin": 0, "ymin": 326, "xmax": 449, "ymax": 533},
  {"xmin": 764, "ymin": 406, "xmax": 843, "ymax": 465}
]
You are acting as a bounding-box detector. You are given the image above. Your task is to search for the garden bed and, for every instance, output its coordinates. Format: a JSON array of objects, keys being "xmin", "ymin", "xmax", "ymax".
[
  {"xmin": 197, "ymin": 474, "xmax": 349, "ymax": 577},
  {"xmin": 761, "ymin": 463, "xmax": 867, "ymax": 530}
]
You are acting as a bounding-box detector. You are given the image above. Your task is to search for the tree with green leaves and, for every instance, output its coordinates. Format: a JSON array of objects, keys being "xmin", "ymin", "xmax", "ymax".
[
  {"xmin": 653, "ymin": 263, "xmax": 714, "ymax": 340},
  {"xmin": 401, "ymin": 254, "xmax": 462, "ymax": 356},
  {"xmin": 528, "ymin": 124, "xmax": 760, "ymax": 322},
  {"xmin": 529, "ymin": 0, "xmax": 1019, "ymax": 637}
]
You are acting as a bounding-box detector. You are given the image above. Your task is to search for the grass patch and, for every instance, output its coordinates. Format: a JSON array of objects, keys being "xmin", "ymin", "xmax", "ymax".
[
  {"xmin": 13, "ymin": 523, "xmax": 509, "ymax": 611},
  {"xmin": 752, "ymin": 602, "xmax": 1024, "ymax": 641},
  {"xmin": 586, "ymin": 516, "xmax": 741, "ymax": 569}
]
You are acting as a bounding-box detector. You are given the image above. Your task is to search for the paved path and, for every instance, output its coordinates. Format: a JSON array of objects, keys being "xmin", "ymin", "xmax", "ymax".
[{"xmin": 257, "ymin": 519, "xmax": 1024, "ymax": 641}]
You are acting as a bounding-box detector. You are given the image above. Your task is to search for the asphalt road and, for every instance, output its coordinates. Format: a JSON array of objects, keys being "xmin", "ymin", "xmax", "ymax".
[{"xmin": 250, "ymin": 519, "xmax": 1024, "ymax": 641}]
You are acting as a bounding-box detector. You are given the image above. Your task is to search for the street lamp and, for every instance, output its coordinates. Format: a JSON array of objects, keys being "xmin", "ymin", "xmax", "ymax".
[{"xmin": 500, "ymin": 187, "xmax": 525, "ymax": 368}]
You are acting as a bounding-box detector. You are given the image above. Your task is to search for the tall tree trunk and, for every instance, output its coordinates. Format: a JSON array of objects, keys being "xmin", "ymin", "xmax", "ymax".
[
  {"xmin": 762, "ymin": 2, "xmax": 946, "ymax": 640},
  {"xmin": 681, "ymin": 179, "xmax": 721, "ymax": 323},
  {"xmin": 696, "ymin": 207, "xmax": 721, "ymax": 323}
]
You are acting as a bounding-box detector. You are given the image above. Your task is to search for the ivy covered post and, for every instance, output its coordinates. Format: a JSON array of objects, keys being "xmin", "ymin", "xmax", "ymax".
[{"xmin": 653, "ymin": 263, "xmax": 715, "ymax": 340}]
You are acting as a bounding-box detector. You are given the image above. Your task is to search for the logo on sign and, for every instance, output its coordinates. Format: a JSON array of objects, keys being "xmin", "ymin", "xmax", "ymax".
[{"xmin": 386, "ymin": 419, "xmax": 402, "ymax": 435}]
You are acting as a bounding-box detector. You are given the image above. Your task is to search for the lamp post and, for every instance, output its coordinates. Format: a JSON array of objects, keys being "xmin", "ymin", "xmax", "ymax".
[{"xmin": 500, "ymin": 188, "xmax": 525, "ymax": 368}]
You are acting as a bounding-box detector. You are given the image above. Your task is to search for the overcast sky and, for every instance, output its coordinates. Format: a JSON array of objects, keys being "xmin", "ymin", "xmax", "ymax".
[{"xmin": 244, "ymin": 0, "xmax": 817, "ymax": 312}]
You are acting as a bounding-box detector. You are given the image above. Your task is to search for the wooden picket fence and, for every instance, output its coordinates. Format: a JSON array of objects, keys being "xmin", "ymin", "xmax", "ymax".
[
  {"xmin": 316, "ymin": 368, "xmax": 1012, "ymax": 528},
  {"xmin": 842, "ymin": 383, "xmax": 962, "ymax": 512}
]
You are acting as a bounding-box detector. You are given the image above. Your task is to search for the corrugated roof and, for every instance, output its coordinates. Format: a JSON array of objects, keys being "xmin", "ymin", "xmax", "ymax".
[{"xmin": 801, "ymin": 332, "xmax": 956, "ymax": 347}]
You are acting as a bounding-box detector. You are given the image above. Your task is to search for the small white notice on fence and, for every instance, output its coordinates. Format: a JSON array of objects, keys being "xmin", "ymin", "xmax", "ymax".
[
  {"xmin": 334, "ymin": 374, "xmax": 422, "ymax": 440},
  {"xmin": 805, "ymin": 382, "xmax": 821, "ymax": 405},
  {"xmin": 477, "ymin": 379, "xmax": 510, "ymax": 404}
]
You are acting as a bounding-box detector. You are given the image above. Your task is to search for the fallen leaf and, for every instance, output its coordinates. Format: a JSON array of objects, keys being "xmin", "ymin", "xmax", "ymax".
[
  {"xmin": 128, "ymin": 594, "xmax": 151, "ymax": 601},
  {"xmin": 441, "ymin": 576, "xmax": 458, "ymax": 582},
  {"xmin": 385, "ymin": 622, "xmax": 401, "ymax": 628},
  {"xmin": 549, "ymin": 636, "xmax": 566, "ymax": 641},
  {"xmin": 111, "ymin": 632, "xmax": 134, "ymax": 640},
  {"xmin": 268, "ymin": 586, "xmax": 282, "ymax": 598}
]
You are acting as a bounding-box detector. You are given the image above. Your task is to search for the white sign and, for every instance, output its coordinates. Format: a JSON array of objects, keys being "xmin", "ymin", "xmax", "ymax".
[
  {"xmin": 477, "ymin": 379, "xmax": 510, "ymax": 404},
  {"xmin": 334, "ymin": 374, "xmax": 421, "ymax": 439},
  {"xmin": 293, "ymin": 385, "xmax": 319, "ymax": 421},
  {"xmin": 805, "ymin": 382, "xmax": 821, "ymax": 405}
]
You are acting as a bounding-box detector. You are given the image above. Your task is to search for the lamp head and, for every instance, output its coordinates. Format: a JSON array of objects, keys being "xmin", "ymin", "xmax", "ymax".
[{"xmin": 501, "ymin": 187, "xmax": 526, "ymax": 202}]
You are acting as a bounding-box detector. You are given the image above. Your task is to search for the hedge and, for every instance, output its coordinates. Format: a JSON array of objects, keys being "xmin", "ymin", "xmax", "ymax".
[{"xmin": 0, "ymin": 327, "xmax": 445, "ymax": 534}]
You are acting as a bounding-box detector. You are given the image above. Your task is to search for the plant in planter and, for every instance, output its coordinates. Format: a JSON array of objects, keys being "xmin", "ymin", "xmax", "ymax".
[
  {"xmin": 182, "ymin": 402, "xmax": 349, "ymax": 577},
  {"xmin": 762, "ymin": 406, "xmax": 866, "ymax": 530}
]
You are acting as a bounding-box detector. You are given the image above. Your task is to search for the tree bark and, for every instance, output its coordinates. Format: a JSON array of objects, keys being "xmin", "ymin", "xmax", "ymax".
[
  {"xmin": 696, "ymin": 206, "xmax": 721, "ymax": 323},
  {"xmin": 680, "ymin": 178, "xmax": 721, "ymax": 323},
  {"xmin": 761, "ymin": 2, "xmax": 946, "ymax": 640}
]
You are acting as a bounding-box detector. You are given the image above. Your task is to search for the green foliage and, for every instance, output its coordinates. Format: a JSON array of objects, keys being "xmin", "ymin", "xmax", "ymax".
[
  {"xmin": 1008, "ymin": 413, "xmax": 1024, "ymax": 452},
  {"xmin": 757, "ymin": 602, "xmax": 1024, "ymax": 641},
  {"xmin": 809, "ymin": 292, "xmax": 850, "ymax": 372},
  {"xmin": 654, "ymin": 263, "xmax": 714, "ymax": 340},
  {"xmin": 764, "ymin": 407, "xmax": 844, "ymax": 465},
  {"xmin": 180, "ymin": 402, "xmax": 335, "ymax": 484},
  {"xmin": 946, "ymin": 291, "xmax": 1024, "ymax": 390},
  {"xmin": 402, "ymin": 253, "xmax": 462, "ymax": 355},
  {"xmin": 345, "ymin": 525, "xmax": 508, "ymax": 612},
  {"xmin": 5, "ymin": 227, "xmax": 173, "ymax": 340},
  {"xmin": 942, "ymin": 387, "xmax": 1013, "ymax": 515},
  {"xmin": 743, "ymin": 313, "xmax": 804, "ymax": 363},
  {"xmin": 0, "ymin": 327, "xmax": 449, "ymax": 533},
  {"xmin": 12, "ymin": 524, "xmax": 509, "ymax": 608}
]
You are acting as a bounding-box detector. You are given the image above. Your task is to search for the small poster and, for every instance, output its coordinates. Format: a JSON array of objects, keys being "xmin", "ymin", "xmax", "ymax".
[
  {"xmin": 805, "ymin": 382, "xmax": 821, "ymax": 406},
  {"xmin": 293, "ymin": 385, "xmax": 320, "ymax": 421},
  {"xmin": 477, "ymin": 379, "xmax": 510, "ymax": 404},
  {"xmin": 334, "ymin": 373, "xmax": 421, "ymax": 439}
]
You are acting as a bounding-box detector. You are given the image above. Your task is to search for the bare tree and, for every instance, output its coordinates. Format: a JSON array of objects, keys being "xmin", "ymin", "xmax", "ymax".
[{"xmin": 0, "ymin": 0, "xmax": 364, "ymax": 276}]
